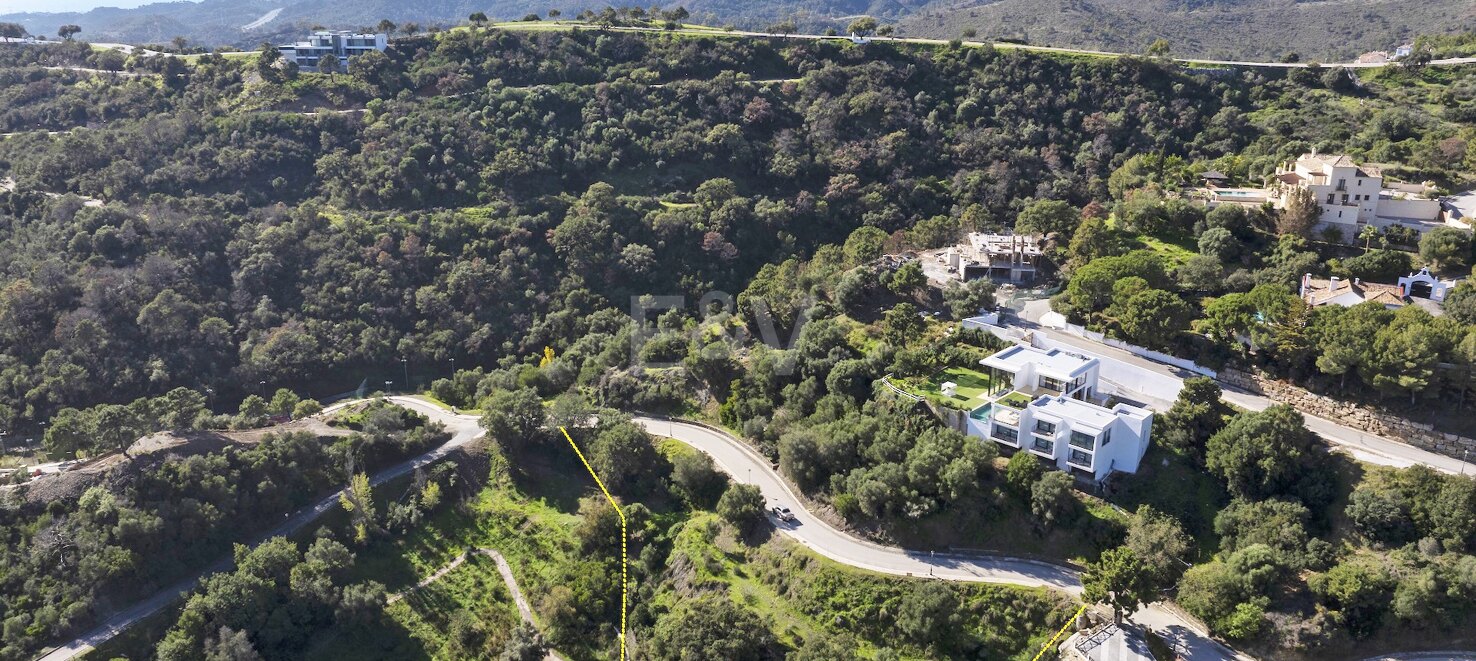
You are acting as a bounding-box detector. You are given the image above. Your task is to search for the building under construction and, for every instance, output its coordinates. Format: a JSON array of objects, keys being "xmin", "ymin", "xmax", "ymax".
[{"xmin": 940, "ymin": 233, "xmax": 1043, "ymax": 284}]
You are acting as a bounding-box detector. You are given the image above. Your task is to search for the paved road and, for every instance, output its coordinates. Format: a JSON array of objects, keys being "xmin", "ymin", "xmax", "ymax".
[
  {"xmin": 10, "ymin": 26, "xmax": 1469, "ymax": 72},
  {"xmin": 35, "ymin": 396, "xmax": 483, "ymax": 661},
  {"xmin": 633, "ymin": 416, "xmax": 1081, "ymax": 590},
  {"xmin": 632, "ymin": 415, "xmax": 1249, "ymax": 660},
  {"xmin": 1012, "ymin": 300, "xmax": 1476, "ymax": 475},
  {"xmin": 578, "ymin": 23, "xmax": 1476, "ymax": 70}
]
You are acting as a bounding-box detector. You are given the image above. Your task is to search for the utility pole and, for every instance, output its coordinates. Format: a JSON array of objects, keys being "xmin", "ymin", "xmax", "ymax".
[{"xmin": 401, "ymin": 357, "xmax": 410, "ymax": 392}]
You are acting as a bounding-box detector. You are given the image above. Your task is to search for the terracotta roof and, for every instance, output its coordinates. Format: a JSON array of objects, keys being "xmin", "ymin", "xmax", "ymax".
[
  {"xmin": 1302, "ymin": 278, "xmax": 1405, "ymax": 308},
  {"xmin": 1298, "ymin": 153, "xmax": 1358, "ymax": 169}
]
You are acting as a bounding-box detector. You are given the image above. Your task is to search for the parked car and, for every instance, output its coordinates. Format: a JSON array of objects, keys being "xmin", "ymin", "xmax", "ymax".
[{"xmin": 770, "ymin": 505, "xmax": 796, "ymax": 522}]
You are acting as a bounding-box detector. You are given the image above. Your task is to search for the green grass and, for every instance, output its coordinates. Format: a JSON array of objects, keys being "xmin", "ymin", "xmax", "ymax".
[
  {"xmin": 900, "ymin": 366, "xmax": 999, "ymax": 410},
  {"xmin": 997, "ymin": 391, "xmax": 1034, "ymax": 409}
]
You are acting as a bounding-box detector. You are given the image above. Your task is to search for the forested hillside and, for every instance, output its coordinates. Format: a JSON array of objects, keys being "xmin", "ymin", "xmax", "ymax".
[
  {"xmin": 4, "ymin": 25, "xmax": 1476, "ymax": 661},
  {"xmin": 3, "ymin": 0, "xmax": 1473, "ymax": 60},
  {"xmin": 899, "ymin": 0, "xmax": 1476, "ymax": 61},
  {"xmin": 0, "ymin": 31, "xmax": 1251, "ymax": 428}
]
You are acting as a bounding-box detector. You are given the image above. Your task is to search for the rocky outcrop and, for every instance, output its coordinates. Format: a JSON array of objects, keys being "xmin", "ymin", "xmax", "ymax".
[{"xmin": 1220, "ymin": 368, "xmax": 1476, "ymax": 461}]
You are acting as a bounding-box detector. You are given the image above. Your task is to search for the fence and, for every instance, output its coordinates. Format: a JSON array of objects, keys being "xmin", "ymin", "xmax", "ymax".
[{"xmin": 1060, "ymin": 323, "xmax": 1217, "ymax": 379}]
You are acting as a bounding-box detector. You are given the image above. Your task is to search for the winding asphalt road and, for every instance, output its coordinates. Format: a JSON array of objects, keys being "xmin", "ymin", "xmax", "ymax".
[
  {"xmin": 38, "ymin": 398, "xmax": 1245, "ymax": 659},
  {"xmin": 631, "ymin": 415, "xmax": 1251, "ymax": 661},
  {"xmin": 34, "ymin": 396, "xmax": 483, "ymax": 661}
]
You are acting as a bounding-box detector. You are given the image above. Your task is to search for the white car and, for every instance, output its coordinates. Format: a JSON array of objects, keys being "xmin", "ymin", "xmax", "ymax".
[{"xmin": 770, "ymin": 505, "xmax": 796, "ymax": 522}]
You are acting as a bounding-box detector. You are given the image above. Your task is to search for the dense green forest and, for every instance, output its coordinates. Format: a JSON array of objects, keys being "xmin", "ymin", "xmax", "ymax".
[{"xmin": 3, "ymin": 24, "xmax": 1476, "ymax": 661}]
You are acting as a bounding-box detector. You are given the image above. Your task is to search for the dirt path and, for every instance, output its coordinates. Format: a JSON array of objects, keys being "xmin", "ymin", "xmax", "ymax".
[{"xmin": 387, "ymin": 547, "xmax": 563, "ymax": 660}]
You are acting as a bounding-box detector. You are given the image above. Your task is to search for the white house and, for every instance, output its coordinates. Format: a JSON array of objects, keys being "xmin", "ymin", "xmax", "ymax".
[
  {"xmin": 279, "ymin": 31, "xmax": 387, "ymax": 69},
  {"xmin": 1268, "ymin": 151, "xmax": 1458, "ymax": 240},
  {"xmin": 964, "ymin": 345, "xmax": 1153, "ymax": 483}
]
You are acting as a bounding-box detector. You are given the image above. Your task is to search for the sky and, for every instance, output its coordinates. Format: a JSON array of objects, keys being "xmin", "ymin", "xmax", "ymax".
[{"xmin": 0, "ymin": 0, "xmax": 167, "ymax": 14}]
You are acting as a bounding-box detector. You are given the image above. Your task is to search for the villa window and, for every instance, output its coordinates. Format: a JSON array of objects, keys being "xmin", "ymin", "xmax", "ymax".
[
  {"xmin": 1069, "ymin": 449, "xmax": 1092, "ymax": 467},
  {"xmin": 1034, "ymin": 420, "xmax": 1056, "ymax": 435},
  {"xmin": 1101, "ymin": 428, "xmax": 1112, "ymax": 446},
  {"xmin": 1038, "ymin": 376, "xmax": 1065, "ymax": 392},
  {"xmin": 1337, "ymin": 178, "xmax": 1347, "ymax": 191},
  {"xmin": 1326, "ymin": 193, "xmax": 1335, "ymax": 204},
  {"xmin": 1069, "ymin": 430, "xmax": 1095, "ymax": 449},
  {"xmin": 1033, "ymin": 438, "xmax": 1053, "ymax": 453},
  {"xmin": 992, "ymin": 425, "xmax": 1018, "ymax": 443},
  {"xmin": 1341, "ymin": 194, "xmax": 1349, "ymax": 205}
]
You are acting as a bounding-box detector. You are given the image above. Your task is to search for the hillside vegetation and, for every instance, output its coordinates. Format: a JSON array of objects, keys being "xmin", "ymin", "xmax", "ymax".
[{"xmin": 3, "ymin": 0, "xmax": 1475, "ymax": 60}]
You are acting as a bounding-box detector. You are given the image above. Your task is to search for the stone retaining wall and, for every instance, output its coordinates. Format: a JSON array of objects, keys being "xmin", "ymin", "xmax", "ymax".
[{"xmin": 1219, "ymin": 368, "xmax": 1476, "ymax": 460}]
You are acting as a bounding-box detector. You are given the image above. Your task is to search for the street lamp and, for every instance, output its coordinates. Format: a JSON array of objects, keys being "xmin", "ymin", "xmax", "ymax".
[
  {"xmin": 259, "ymin": 380, "xmax": 266, "ymax": 395},
  {"xmin": 1463, "ymin": 449, "xmax": 1469, "ymax": 476},
  {"xmin": 400, "ymin": 358, "xmax": 410, "ymax": 392},
  {"xmin": 449, "ymin": 357, "xmax": 456, "ymax": 376},
  {"xmin": 385, "ymin": 380, "xmax": 393, "ymax": 393}
]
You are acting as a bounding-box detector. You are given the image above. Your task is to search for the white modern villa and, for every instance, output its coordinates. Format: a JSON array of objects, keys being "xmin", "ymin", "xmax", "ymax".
[
  {"xmin": 964, "ymin": 345, "xmax": 1153, "ymax": 483},
  {"xmin": 279, "ymin": 31, "xmax": 388, "ymax": 69}
]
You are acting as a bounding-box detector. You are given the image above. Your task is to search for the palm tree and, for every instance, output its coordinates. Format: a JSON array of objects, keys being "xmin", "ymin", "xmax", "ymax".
[{"xmin": 1358, "ymin": 225, "xmax": 1379, "ymax": 253}]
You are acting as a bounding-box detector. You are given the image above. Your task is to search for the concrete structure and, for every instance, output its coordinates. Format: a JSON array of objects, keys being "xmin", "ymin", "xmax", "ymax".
[
  {"xmin": 279, "ymin": 31, "xmax": 387, "ymax": 69},
  {"xmin": 1395, "ymin": 44, "xmax": 1415, "ymax": 59},
  {"xmin": 1399, "ymin": 267, "xmax": 1462, "ymax": 302},
  {"xmin": 940, "ymin": 233, "xmax": 1043, "ymax": 284},
  {"xmin": 965, "ymin": 344, "xmax": 1153, "ymax": 483},
  {"xmin": 1269, "ymin": 151, "xmax": 1454, "ymax": 240},
  {"xmin": 1061, "ymin": 623, "xmax": 1155, "ymax": 661}
]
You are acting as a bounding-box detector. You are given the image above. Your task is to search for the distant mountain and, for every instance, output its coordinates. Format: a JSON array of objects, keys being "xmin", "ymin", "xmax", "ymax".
[
  {"xmin": 2, "ymin": 0, "xmax": 1473, "ymax": 59},
  {"xmin": 893, "ymin": 0, "xmax": 1476, "ymax": 62}
]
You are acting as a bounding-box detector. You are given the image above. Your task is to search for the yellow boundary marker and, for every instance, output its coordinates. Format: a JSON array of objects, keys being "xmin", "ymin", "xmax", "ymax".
[
  {"xmin": 1032, "ymin": 604, "xmax": 1088, "ymax": 661},
  {"xmin": 560, "ymin": 426, "xmax": 627, "ymax": 661}
]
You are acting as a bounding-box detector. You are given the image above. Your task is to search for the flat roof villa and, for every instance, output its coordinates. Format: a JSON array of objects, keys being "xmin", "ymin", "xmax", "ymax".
[
  {"xmin": 966, "ymin": 345, "xmax": 1153, "ymax": 483},
  {"xmin": 279, "ymin": 30, "xmax": 388, "ymax": 68}
]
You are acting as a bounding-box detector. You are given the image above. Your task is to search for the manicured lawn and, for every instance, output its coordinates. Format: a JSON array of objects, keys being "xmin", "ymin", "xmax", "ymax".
[
  {"xmin": 902, "ymin": 366, "xmax": 997, "ymax": 409},
  {"xmin": 997, "ymin": 391, "xmax": 1034, "ymax": 409}
]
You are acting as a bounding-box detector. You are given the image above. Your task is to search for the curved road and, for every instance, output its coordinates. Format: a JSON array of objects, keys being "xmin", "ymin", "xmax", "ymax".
[
  {"xmin": 35, "ymin": 396, "xmax": 483, "ymax": 661},
  {"xmin": 633, "ymin": 415, "xmax": 1081, "ymax": 591},
  {"xmin": 42, "ymin": 400, "xmax": 1241, "ymax": 659},
  {"xmin": 631, "ymin": 415, "xmax": 1252, "ymax": 661}
]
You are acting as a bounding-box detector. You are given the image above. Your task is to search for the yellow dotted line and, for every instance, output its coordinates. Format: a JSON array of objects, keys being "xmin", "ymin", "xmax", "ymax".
[{"xmin": 560, "ymin": 426, "xmax": 628, "ymax": 661}]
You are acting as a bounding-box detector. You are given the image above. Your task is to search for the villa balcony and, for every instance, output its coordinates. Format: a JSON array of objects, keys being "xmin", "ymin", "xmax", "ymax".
[
  {"xmin": 1067, "ymin": 449, "xmax": 1093, "ymax": 470},
  {"xmin": 1029, "ymin": 437, "xmax": 1054, "ymax": 457}
]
